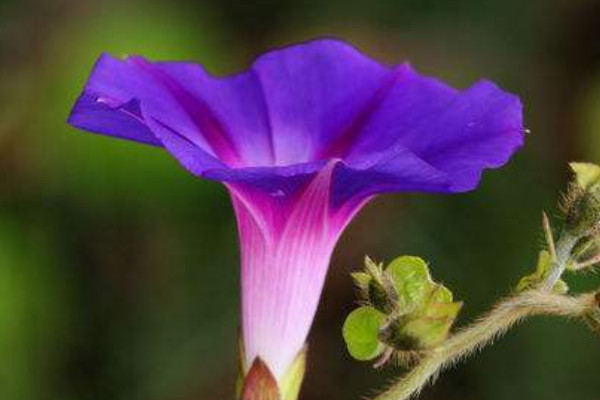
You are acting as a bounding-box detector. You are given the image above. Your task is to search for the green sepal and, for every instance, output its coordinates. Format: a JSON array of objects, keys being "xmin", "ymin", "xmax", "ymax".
[
  {"xmin": 351, "ymin": 272, "xmax": 372, "ymax": 291},
  {"xmin": 240, "ymin": 358, "xmax": 281, "ymax": 400},
  {"xmin": 364, "ymin": 255, "xmax": 384, "ymax": 278},
  {"xmin": 279, "ymin": 348, "xmax": 306, "ymax": 400},
  {"xmin": 237, "ymin": 343, "xmax": 306, "ymax": 400},
  {"xmin": 517, "ymin": 250, "xmax": 569, "ymax": 294},
  {"xmin": 362, "ymin": 256, "xmax": 397, "ymax": 313},
  {"xmin": 342, "ymin": 306, "xmax": 387, "ymax": 361}
]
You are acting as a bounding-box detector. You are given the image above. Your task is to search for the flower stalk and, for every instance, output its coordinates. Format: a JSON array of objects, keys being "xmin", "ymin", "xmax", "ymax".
[{"xmin": 542, "ymin": 232, "xmax": 578, "ymax": 291}]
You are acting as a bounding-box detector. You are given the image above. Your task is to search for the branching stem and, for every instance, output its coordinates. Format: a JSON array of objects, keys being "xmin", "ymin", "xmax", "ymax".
[
  {"xmin": 371, "ymin": 291, "xmax": 597, "ymax": 400},
  {"xmin": 543, "ymin": 232, "xmax": 579, "ymax": 291},
  {"xmin": 371, "ymin": 231, "xmax": 593, "ymax": 400}
]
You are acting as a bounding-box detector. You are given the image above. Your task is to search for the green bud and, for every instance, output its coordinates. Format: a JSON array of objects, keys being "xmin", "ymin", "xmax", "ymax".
[
  {"xmin": 344, "ymin": 255, "xmax": 462, "ymax": 362},
  {"xmin": 354, "ymin": 256, "xmax": 398, "ymax": 313},
  {"xmin": 564, "ymin": 163, "xmax": 600, "ymax": 236},
  {"xmin": 565, "ymin": 190, "xmax": 600, "ymax": 236},
  {"xmin": 368, "ymin": 278, "xmax": 396, "ymax": 313}
]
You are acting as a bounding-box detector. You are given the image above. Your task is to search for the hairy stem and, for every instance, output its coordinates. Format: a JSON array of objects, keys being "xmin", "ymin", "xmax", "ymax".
[
  {"xmin": 371, "ymin": 291, "xmax": 597, "ymax": 400},
  {"xmin": 543, "ymin": 232, "xmax": 579, "ymax": 291}
]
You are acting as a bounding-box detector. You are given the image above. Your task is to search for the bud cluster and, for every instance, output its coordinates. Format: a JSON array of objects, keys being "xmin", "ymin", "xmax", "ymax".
[
  {"xmin": 342, "ymin": 162, "xmax": 600, "ymax": 400},
  {"xmin": 342, "ymin": 256, "xmax": 462, "ymax": 367}
]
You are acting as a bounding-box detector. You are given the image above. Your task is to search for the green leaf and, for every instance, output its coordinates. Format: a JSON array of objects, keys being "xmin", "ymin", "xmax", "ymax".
[
  {"xmin": 386, "ymin": 256, "xmax": 434, "ymax": 309},
  {"xmin": 570, "ymin": 162, "xmax": 600, "ymax": 190},
  {"xmin": 401, "ymin": 302, "xmax": 463, "ymax": 348},
  {"xmin": 517, "ymin": 250, "xmax": 558, "ymax": 291},
  {"xmin": 342, "ymin": 306, "xmax": 386, "ymax": 361},
  {"xmin": 427, "ymin": 284, "xmax": 454, "ymax": 304}
]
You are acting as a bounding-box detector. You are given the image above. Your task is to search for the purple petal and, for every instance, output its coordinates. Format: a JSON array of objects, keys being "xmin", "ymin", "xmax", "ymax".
[
  {"xmin": 247, "ymin": 39, "xmax": 390, "ymax": 165},
  {"xmin": 68, "ymin": 91, "xmax": 161, "ymax": 146},
  {"xmin": 69, "ymin": 40, "xmax": 523, "ymax": 204},
  {"xmin": 127, "ymin": 56, "xmax": 243, "ymax": 166},
  {"xmin": 133, "ymin": 39, "xmax": 394, "ymax": 167},
  {"xmin": 333, "ymin": 148, "xmax": 451, "ymax": 208},
  {"xmin": 147, "ymin": 61, "xmax": 276, "ymax": 167},
  {"xmin": 341, "ymin": 66, "xmax": 523, "ymax": 194},
  {"xmin": 69, "ymin": 53, "xmax": 244, "ymax": 166},
  {"xmin": 145, "ymin": 117, "xmax": 227, "ymax": 174}
]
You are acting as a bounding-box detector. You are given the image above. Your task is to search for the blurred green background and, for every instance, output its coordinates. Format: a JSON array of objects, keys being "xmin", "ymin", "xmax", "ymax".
[{"xmin": 1, "ymin": 0, "xmax": 600, "ymax": 399}]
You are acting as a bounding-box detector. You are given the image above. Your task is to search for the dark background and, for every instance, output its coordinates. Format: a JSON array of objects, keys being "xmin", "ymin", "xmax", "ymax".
[{"xmin": 1, "ymin": 0, "xmax": 600, "ymax": 399}]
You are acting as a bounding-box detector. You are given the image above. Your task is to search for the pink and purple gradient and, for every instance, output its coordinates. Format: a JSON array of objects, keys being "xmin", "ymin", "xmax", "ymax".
[
  {"xmin": 228, "ymin": 161, "xmax": 372, "ymax": 378},
  {"xmin": 68, "ymin": 39, "xmax": 524, "ymax": 380}
]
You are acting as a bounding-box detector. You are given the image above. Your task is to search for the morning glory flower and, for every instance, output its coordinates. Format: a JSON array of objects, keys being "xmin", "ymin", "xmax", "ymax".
[{"xmin": 68, "ymin": 39, "xmax": 523, "ymax": 386}]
